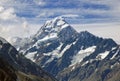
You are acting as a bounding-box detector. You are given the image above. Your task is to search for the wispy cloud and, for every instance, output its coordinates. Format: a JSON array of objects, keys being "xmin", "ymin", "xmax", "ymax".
[
  {"xmin": 0, "ymin": 21, "xmax": 40, "ymax": 42},
  {"xmin": 36, "ymin": 12, "xmax": 55, "ymax": 18},
  {"xmin": 1, "ymin": 0, "xmax": 120, "ymax": 23},
  {"xmin": 61, "ymin": 14, "xmax": 80, "ymax": 18}
]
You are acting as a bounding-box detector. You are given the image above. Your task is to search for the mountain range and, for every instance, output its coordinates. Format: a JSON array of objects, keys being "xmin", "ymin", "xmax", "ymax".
[{"xmin": 4, "ymin": 17, "xmax": 120, "ymax": 81}]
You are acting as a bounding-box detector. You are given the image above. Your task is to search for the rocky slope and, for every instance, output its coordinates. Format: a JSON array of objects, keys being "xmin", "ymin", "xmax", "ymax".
[{"xmin": 0, "ymin": 37, "xmax": 57, "ymax": 81}]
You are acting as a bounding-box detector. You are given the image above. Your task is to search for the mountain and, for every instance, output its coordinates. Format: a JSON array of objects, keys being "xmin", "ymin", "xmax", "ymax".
[
  {"xmin": 0, "ymin": 37, "xmax": 57, "ymax": 81},
  {"xmin": 12, "ymin": 17, "xmax": 120, "ymax": 81},
  {"xmin": 10, "ymin": 37, "xmax": 32, "ymax": 51}
]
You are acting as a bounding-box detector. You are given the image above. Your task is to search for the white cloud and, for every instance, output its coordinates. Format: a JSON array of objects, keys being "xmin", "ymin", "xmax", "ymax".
[
  {"xmin": 0, "ymin": 21, "xmax": 41, "ymax": 43},
  {"xmin": 61, "ymin": 14, "xmax": 80, "ymax": 18},
  {"xmin": 0, "ymin": 5, "xmax": 32, "ymax": 42},
  {"xmin": 0, "ymin": 6, "xmax": 4, "ymax": 12},
  {"xmin": 0, "ymin": 0, "xmax": 10, "ymax": 4},
  {"xmin": 0, "ymin": 7, "xmax": 16, "ymax": 20},
  {"xmin": 34, "ymin": 0, "xmax": 46, "ymax": 6},
  {"xmin": 36, "ymin": 12, "xmax": 55, "ymax": 18},
  {"xmin": 72, "ymin": 23, "xmax": 120, "ymax": 44}
]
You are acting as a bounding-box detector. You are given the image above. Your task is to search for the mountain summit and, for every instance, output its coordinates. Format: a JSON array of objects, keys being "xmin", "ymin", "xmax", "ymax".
[
  {"xmin": 34, "ymin": 16, "xmax": 78, "ymax": 43},
  {"xmin": 12, "ymin": 17, "xmax": 120, "ymax": 81},
  {"xmin": 35, "ymin": 16, "xmax": 69, "ymax": 38}
]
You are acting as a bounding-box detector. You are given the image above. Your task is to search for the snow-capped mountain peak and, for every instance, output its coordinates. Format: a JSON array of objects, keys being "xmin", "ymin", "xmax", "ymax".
[
  {"xmin": 44, "ymin": 16, "xmax": 68, "ymax": 29},
  {"xmin": 10, "ymin": 17, "xmax": 120, "ymax": 81},
  {"xmin": 35, "ymin": 16, "xmax": 77, "ymax": 42},
  {"xmin": 42, "ymin": 16, "xmax": 70, "ymax": 36}
]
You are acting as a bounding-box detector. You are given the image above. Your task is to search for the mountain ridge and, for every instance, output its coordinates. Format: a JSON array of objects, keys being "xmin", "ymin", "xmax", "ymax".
[
  {"xmin": 0, "ymin": 37, "xmax": 57, "ymax": 81},
  {"xmin": 11, "ymin": 17, "xmax": 120, "ymax": 81}
]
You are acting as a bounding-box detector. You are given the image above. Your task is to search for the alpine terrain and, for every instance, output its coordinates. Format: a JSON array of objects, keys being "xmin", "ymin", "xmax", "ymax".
[
  {"xmin": 0, "ymin": 37, "xmax": 57, "ymax": 81},
  {"xmin": 12, "ymin": 17, "xmax": 120, "ymax": 81}
]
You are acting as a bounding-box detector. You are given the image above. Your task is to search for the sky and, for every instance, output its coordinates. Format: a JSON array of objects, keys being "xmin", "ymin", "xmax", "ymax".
[{"xmin": 0, "ymin": 0, "xmax": 120, "ymax": 44}]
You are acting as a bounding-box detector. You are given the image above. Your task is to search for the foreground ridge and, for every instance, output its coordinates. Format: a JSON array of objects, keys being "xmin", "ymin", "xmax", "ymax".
[{"xmin": 0, "ymin": 37, "xmax": 57, "ymax": 81}]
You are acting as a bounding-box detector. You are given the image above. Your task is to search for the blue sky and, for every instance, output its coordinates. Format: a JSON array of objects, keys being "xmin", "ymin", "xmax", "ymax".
[
  {"xmin": 0, "ymin": 0, "xmax": 120, "ymax": 24},
  {"xmin": 0, "ymin": 0, "xmax": 120, "ymax": 44}
]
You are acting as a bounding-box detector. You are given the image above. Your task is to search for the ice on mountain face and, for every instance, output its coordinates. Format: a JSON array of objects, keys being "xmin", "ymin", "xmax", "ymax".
[
  {"xmin": 44, "ymin": 57, "xmax": 54, "ymax": 65},
  {"xmin": 112, "ymin": 47, "xmax": 117, "ymax": 50},
  {"xmin": 43, "ymin": 44, "xmax": 63, "ymax": 64},
  {"xmin": 70, "ymin": 46, "xmax": 96, "ymax": 66},
  {"xmin": 58, "ymin": 26, "xmax": 78, "ymax": 43},
  {"xmin": 30, "ymin": 16, "xmax": 77, "ymax": 53},
  {"xmin": 17, "ymin": 47, "xmax": 20, "ymax": 51},
  {"xmin": 60, "ymin": 44, "xmax": 72, "ymax": 57},
  {"xmin": 38, "ymin": 33, "xmax": 57, "ymax": 42},
  {"xmin": 24, "ymin": 17, "xmax": 76, "ymax": 63},
  {"xmin": 71, "ymin": 66, "xmax": 76, "ymax": 71},
  {"xmin": 51, "ymin": 16, "xmax": 66, "ymax": 27},
  {"xmin": 35, "ymin": 16, "xmax": 70, "ymax": 40},
  {"xmin": 96, "ymin": 51, "xmax": 110, "ymax": 60},
  {"xmin": 111, "ymin": 47, "xmax": 120, "ymax": 59},
  {"xmin": 72, "ymin": 39, "xmax": 78, "ymax": 45},
  {"xmin": 111, "ymin": 50, "xmax": 119, "ymax": 59},
  {"xmin": 81, "ymin": 61, "xmax": 89, "ymax": 66},
  {"xmin": 43, "ymin": 44, "xmax": 63, "ymax": 56},
  {"xmin": 61, "ymin": 23, "xmax": 70, "ymax": 29},
  {"xmin": 110, "ymin": 62, "xmax": 120, "ymax": 69},
  {"xmin": 56, "ymin": 18, "xmax": 65, "ymax": 26},
  {"xmin": 25, "ymin": 51, "xmax": 37, "ymax": 62},
  {"xmin": 44, "ymin": 43, "xmax": 72, "ymax": 65},
  {"xmin": 43, "ymin": 16, "xmax": 69, "ymax": 31},
  {"xmin": 33, "ymin": 33, "xmax": 58, "ymax": 49}
]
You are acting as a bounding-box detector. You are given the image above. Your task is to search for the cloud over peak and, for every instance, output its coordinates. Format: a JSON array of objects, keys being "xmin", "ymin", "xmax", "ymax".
[{"xmin": 0, "ymin": 0, "xmax": 120, "ymax": 44}]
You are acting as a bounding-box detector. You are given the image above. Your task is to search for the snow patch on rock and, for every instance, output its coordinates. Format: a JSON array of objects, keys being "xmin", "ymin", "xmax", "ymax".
[
  {"xmin": 25, "ymin": 51, "xmax": 37, "ymax": 62},
  {"xmin": 96, "ymin": 51, "xmax": 110, "ymax": 60},
  {"xmin": 70, "ymin": 46, "xmax": 96, "ymax": 66}
]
